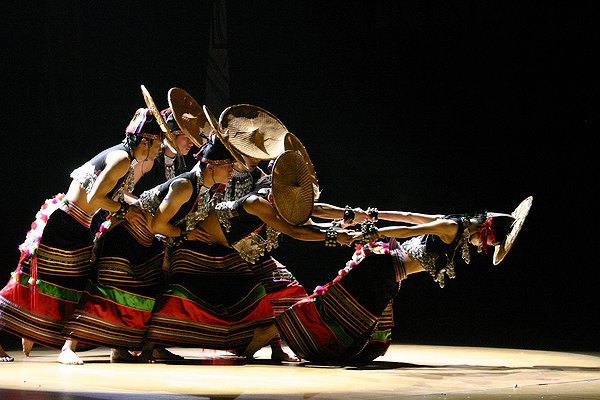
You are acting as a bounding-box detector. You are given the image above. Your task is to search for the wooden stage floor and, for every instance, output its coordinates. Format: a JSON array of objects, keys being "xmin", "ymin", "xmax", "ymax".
[{"xmin": 1, "ymin": 344, "xmax": 599, "ymax": 399}]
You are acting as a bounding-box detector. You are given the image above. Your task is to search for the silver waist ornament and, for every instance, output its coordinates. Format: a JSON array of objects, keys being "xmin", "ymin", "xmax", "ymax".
[{"xmin": 216, "ymin": 202, "xmax": 280, "ymax": 263}]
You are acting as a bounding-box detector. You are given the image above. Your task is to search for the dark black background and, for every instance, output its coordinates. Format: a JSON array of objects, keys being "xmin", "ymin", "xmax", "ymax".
[{"xmin": 2, "ymin": 1, "xmax": 597, "ymax": 352}]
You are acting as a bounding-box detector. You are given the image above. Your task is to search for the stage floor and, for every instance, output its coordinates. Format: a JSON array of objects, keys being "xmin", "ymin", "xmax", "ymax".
[{"xmin": 1, "ymin": 344, "xmax": 599, "ymax": 399}]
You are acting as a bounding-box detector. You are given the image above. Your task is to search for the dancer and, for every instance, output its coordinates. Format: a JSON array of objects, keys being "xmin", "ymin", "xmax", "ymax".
[
  {"xmin": 212, "ymin": 103, "xmax": 304, "ymax": 361},
  {"xmin": 58, "ymin": 90, "xmax": 220, "ymax": 365},
  {"xmin": 0, "ymin": 107, "xmax": 163, "ymax": 362},
  {"xmin": 263, "ymin": 195, "xmax": 534, "ymax": 364},
  {"xmin": 213, "ymin": 104, "xmax": 375, "ymax": 361},
  {"xmin": 142, "ymin": 150, "xmax": 355, "ymax": 361},
  {"xmin": 131, "ymin": 106, "xmax": 201, "ymax": 197}
]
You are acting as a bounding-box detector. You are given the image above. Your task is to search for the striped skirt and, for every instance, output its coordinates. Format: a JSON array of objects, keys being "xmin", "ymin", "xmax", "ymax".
[
  {"xmin": 146, "ymin": 240, "xmax": 274, "ymax": 353},
  {"xmin": 250, "ymin": 255, "xmax": 308, "ymax": 316},
  {"xmin": 274, "ymin": 239, "xmax": 405, "ymax": 364},
  {"xmin": 0, "ymin": 202, "xmax": 95, "ymax": 349},
  {"xmin": 62, "ymin": 222, "xmax": 165, "ymax": 350}
]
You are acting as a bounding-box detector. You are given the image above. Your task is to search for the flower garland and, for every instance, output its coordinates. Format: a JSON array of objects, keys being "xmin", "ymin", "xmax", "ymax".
[
  {"xmin": 313, "ymin": 241, "xmax": 390, "ymax": 296},
  {"xmin": 18, "ymin": 193, "xmax": 67, "ymax": 256},
  {"xmin": 14, "ymin": 193, "xmax": 67, "ymax": 286},
  {"xmin": 95, "ymin": 218, "xmax": 112, "ymax": 240}
]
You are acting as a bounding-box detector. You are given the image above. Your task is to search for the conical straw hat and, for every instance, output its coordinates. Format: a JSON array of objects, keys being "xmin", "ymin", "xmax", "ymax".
[
  {"xmin": 271, "ymin": 150, "xmax": 315, "ymax": 225},
  {"xmin": 141, "ymin": 85, "xmax": 179, "ymax": 154},
  {"xmin": 219, "ymin": 104, "xmax": 287, "ymax": 160},
  {"xmin": 168, "ymin": 87, "xmax": 209, "ymax": 148},
  {"xmin": 493, "ymin": 195, "xmax": 533, "ymax": 265}
]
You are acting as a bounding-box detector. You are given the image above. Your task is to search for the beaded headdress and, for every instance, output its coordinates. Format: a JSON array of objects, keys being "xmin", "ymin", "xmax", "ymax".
[
  {"xmin": 125, "ymin": 108, "xmax": 163, "ymax": 141},
  {"xmin": 196, "ymin": 134, "xmax": 234, "ymax": 165},
  {"xmin": 160, "ymin": 108, "xmax": 182, "ymax": 134}
]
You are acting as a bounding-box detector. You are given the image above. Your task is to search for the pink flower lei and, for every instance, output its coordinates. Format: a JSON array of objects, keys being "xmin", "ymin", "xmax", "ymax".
[
  {"xmin": 312, "ymin": 241, "xmax": 390, "ymax": 296},
  {"xmin": 18, "ymin": 193, "xmax": 67, "ymax": 256}
]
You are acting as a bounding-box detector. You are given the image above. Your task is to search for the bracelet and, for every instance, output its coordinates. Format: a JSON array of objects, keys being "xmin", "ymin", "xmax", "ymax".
[
  {"xmin": 343, "ymin": 205, "xmax": 355, "ymax": 225},
  {"xmin": 360, "ymin": 221, "xmax": 379, "ymax": 244},
  {"xmin": 324, "ymin": 228, "xmax": 338, "ymax": 247},
  {"xmin": 367, "ymin": 207, "xmax": 379, "ymax": 222},
  {"xmin": 113, "ymin": 202, "xmax": 129, "ymax": 221},
  {"xmin": 171, "ymin": 230, "xmax": 188, "ymax": 247}
]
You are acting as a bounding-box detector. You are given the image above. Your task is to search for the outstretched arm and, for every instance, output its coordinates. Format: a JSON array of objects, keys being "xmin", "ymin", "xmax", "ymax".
[
  {"xmin": 375, "ymin": 210, "xmax": 445, "ymax": 225},
  {"xmin": 352, "ymin": 218, "xmax": 459, "ymax": 245},
  {"xmin": 245, "ymin": 196, "xmax": 354, "ymax": 246},
  {"xmin": 312, "ymin": 203, "xmax": 373, "ymax": 226}
]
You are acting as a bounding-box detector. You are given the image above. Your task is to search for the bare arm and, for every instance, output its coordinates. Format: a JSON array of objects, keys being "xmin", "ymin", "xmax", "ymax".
[
  {"xmin": 312, "ymin": 203, "xmax": 373, "ymax": 225},
  {"xmin": 87, "ymin": 150, "xmax": 131, "ymax": 212},
  {"xmin": 150, "ymin": 178, "xmax": 193, "ymax": 238},
  {"xmin": 360, "ymin": 218, "xmax": 459, "ymax": 244},
  {"xmin": 245, "ymin": 196, "xmax": 354, "ymax": 245},
  {"xmin": 375, "ymin": 210, "xmax": 445, "ymax": 225}
]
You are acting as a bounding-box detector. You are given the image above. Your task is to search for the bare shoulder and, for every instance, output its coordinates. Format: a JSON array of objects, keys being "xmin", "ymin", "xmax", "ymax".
[
  {"xmin": 169, "ymin": 178, "xmax": 193, "ymax": 197},
  {"xmin": 243, "ymin": 195, "xmax": 269, "ymax": 214},
  {"xmin": 105, "ymin": 148, "xmax": 130, "ymax": 165},
  {"xmin": 435, "ymin": 218, "xmax": 459, "ymax": 243}
]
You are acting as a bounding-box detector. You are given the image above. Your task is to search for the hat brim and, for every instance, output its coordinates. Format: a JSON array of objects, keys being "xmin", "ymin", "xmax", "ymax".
[
  {"xmin": 271, "ymin": 150, "xmax": 315, "ymax": 225},
  {"xmin": 168, "ymin": 87, "xmax": 208, "ymax": 148},
  {"xmin": 203, "ymin": 105, "xmax": 246, "ymax": 167},
  {"xmin": 141, "ymin": 85, "xmax": 179, "ymax": 155},
  {"xmin": 284, "ymin": 132, "xmax": 318, "ymax": 187},
  {"xmin": 493, "ymin": 195, "xmax": 533, "ymax": 265},
  {"xmin": 219, "ymin": 104, "xmax": 287, "ymax": 160}
]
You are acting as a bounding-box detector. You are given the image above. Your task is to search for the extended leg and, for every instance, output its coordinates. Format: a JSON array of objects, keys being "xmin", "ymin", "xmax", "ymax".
[{"xmin": 244, "ymin": 324, "xmax": 279, "ymax": 359}]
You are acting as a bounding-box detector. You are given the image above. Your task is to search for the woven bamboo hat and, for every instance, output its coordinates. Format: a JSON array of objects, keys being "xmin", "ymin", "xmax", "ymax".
[
  {"xmin": 219, "ymin": 104, "xmax": 287, "ymax": 160},
  {"xmin": 202, "ymin": 105, "xmax": 246, "ymax": 167},
  {"xmin": 141, "ymin": 85, "xmax": 179, "ymax": 155},
  {"xmin": 271, "ymin": 150, "xmax": 315, "ymax": 225},
  {"xmin": 284, "ymin": 132, "xmax": 319, "ymax": 190},
  {"xmin": 492, "ymin": 195, "xmax": 533, "ymax": 265},
  {"xmin": 167, "ymin": 87, "xmax": 209, "ymax": 148}
]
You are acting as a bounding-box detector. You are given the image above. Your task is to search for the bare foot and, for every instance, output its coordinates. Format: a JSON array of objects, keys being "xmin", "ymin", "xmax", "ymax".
[
  {"xmin": 22, "ymin": 338, "xmax": 34, "ymax": 357},
  {"xmin": 57, "ymin": 349, "xmax": 84, "ymax": 365},
  {"xmin": 244, "ymin": 324, "xmax": 279, "ymax": 359},
  {"xmin": 153, "ymin": 347, "xmax": 184, "ymax": 361},
  {"xmin": 270, "ymin": 343, "xmax": 299, "ymax": 362}
]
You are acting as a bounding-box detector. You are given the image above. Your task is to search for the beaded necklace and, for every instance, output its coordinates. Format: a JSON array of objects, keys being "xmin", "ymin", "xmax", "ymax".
[{"xmin": 180, "ymin": 169, "xmax": 213, "ymax": 232}]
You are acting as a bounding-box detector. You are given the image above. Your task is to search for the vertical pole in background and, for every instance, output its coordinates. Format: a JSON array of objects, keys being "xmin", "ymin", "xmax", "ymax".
[{"xmin": 205, "ymin": 0, "xmax": 230, "ymax": 117}]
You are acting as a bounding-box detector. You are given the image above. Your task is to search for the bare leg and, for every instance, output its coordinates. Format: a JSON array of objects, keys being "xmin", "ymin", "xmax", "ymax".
[
  {"xmin": 270, "ymin": 340, "xmax": 299, "ymax": 362},
  {"xmin": 244, "ymin": 324, "xmax": 279, "ymax": 359},
  {"xmin": 57, "ymin": 339, "xmax": 83, "ymax": 365},
  {"xmin": 0, "ymin": 344, "xmax": 14, "ymax": 362},
  {"xmin": 22, "ymin": 338, "xmax": 34, "ymax": 357}
]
